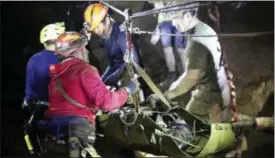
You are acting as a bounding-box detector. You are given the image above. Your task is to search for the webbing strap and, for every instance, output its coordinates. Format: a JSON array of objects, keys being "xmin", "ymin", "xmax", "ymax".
[
  {"xmin": 56, "ymin": 78, "xmax": 96, "ymax": 112},
  {"xmin": 132, "ymin": 61, "xmax": 171, "ymax": 109}
]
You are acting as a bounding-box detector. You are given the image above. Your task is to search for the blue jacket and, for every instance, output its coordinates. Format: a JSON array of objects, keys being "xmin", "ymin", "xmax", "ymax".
[
  {"xmin": 24, "ymin": 49, "xmax": 59, "ymax": 102},
  {"xmin": 101, "ymin": 22, "xmax": 143, "ymax": 86}
]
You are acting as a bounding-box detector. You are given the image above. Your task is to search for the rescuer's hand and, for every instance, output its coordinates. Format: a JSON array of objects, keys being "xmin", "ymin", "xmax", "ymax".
[
  {"xmin": 80, "ymin": 23, "xmax": 92, "ymax": 40},
  {"xmin": 146, "ymin": 94, "xmax": 160, "ymax": 108},
  {"xmin": 21, "ymin": 100, "xmax": 30, "ymax": 111},
  {"xmin": 124, "ymin": 76, "xmax": 140, "ymax": 95}
]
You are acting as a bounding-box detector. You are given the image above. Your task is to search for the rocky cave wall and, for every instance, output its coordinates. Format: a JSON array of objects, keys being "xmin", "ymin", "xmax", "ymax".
[{"xmin": 90, "ymin": 1, "xmax": 274, "ymax": 117}]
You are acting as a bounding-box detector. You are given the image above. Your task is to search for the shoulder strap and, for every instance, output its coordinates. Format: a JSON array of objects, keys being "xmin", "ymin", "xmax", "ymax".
[{"xmin": 55, "ymin": 78, "xmax": 95, "ymax": 112}]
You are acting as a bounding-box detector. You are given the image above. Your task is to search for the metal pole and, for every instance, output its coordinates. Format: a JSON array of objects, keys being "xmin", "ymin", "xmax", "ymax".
[{"xmin": 100, "ymin": 1, "xmax": 126, "ymax": 18}]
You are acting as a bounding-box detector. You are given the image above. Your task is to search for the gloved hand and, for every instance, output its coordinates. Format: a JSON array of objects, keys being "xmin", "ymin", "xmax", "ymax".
[
  {"xmin": 80, "ymin": 23, "xmax": 92, "ymax": 40},
  {"xmin": 124, "ymin": 77, "xmax": 140, "ymax": 95},
  {"xmin": 21, "ymin": 100, "xmax": 29, "ymax": 110},
  {"xmin": 150, "ymin": 25, "xmax": 161, "ymax": 45},
  {"xmin": 106, "ymin": 85, "xmax": 117, "ymax": 92},
  {"xmin": 231, "ymin": 114, "xmax": 257, "ymax": 129},
  {"xmin": 146, "ymin": 94, "xmax": 161, "ymax": 108},
  {"xmin": 146, "ymin": 94, "xmax": 172, "ymax": 111}
]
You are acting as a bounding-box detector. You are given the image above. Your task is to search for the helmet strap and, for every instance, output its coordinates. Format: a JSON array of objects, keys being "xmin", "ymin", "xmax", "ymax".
[
  {"xmin": 44, "ymin": 42, "xmax": 56, "ymax": 51},
  {"xmin": 101, "ymin": 17, "xmax": 113, "ymax": 39}
]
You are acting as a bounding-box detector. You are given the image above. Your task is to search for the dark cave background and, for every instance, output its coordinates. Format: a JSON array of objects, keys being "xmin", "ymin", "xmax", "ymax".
[{"xmin": 1, "ymin": 1, "xmax": 274, "ymax": 157}]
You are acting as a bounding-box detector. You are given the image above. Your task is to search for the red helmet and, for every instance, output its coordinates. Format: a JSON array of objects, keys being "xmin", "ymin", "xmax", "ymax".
[{"xmin": 55, "ymin": 31, "xmax": 88, "ymax": 57}]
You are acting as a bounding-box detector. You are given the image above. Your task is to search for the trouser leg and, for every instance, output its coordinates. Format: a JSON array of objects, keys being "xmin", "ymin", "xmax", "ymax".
[
  {"xmin": 68, "ymin": 117, "xmax": 99, "ymax": 157},
  {"xmin": 185, "ymin": 87, "xmax": 223, "ymax": 123}
]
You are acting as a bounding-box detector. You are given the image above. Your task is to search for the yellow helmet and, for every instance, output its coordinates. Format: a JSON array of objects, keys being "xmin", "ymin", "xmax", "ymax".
[
  {"xmin": 84, "ymin": 3, "xmax": 109, "ymax": 31},
  {"xmin": 40, "ymin": 22, "xmax": 66, "ymax": 44}
]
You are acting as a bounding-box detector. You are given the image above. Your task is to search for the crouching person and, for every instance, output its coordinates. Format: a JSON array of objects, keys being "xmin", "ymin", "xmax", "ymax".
[{"xmin": 44, "ymin": 31, "xmax": 140, "ymax": 157}]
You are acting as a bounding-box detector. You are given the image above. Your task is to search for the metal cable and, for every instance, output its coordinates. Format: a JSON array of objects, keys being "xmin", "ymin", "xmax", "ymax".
[
  {"xmin": 132, "ymin": 28, "xmax": 274, "ymax": 38},
  {"xmin": 130, "ymin": 1, "xmax": 221, "ymax": 19}
]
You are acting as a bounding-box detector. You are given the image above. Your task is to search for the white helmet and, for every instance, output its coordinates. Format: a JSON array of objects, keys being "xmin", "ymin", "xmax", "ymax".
[
  {"xmin": 40, "ymin": 22, "xmax": 66, "ymax": 44},
  {"xmin": 167, "ymin": 1, "xmax": 200, "ymax": 19}
]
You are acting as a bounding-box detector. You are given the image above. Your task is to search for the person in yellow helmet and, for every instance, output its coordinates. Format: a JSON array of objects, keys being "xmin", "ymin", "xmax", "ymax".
[
  {"xmin": 82, "ymin": 3, "xmax": 145, "ymax": 91},
  {"xmin": 82, "ymin": 3, "xmax": 163, "ymax": 157},
  {"xmin": 22, "ymin": 22, "xmax": 66, "ymax": 108}
]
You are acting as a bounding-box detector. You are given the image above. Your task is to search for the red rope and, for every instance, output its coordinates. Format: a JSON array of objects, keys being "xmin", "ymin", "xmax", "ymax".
[
  {"xmin": 214, "ymin": 5, "xmax": 239, "ymax": 121},
  {"xmin": 214, "ymin": 5, "xmax": 243, "ymax": 157}
]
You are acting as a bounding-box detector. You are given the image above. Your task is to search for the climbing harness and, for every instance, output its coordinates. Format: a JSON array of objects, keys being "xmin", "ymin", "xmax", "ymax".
[
  {"xmin": 55, "ymin": 78, "xmax": 97, "ymax": 113},
  {"xmin": 122, "ymin": 9, "xmax": 141, "ymax": 122}
]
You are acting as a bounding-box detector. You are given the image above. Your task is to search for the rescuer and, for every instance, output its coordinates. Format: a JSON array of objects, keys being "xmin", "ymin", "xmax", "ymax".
[
  {"xmin": 83, "ymin": 3, "xmax": 144, "ymax": 89},
  {"xmin": 22, "ymin": 22, "xmax": 65, "ymax": 107},
  {"xmin": 45, "ymin": 31, "xmax": 140, "ymax": 157},
  {"xmin": 147, "ymin": 2, "xmax": 232, "ymax": 123}
]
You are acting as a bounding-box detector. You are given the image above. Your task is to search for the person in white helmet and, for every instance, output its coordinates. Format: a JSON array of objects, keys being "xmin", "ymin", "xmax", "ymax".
[
  {"xmin": 147, "ymin": 2, "xmax": 232, "ymax": 123},
  {"xmin": 22, "ymin": 22, "xmax": 66, "ymax": 107},
  {"xmin": 149, "ymin": 1, "xmax": 188, "ymax": 91}
]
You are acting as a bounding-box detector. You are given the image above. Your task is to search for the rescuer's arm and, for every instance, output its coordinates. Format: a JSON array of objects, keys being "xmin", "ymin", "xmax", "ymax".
[
  {"xmin": 24, "ymin": 57, "xmax": 37, "ymax": 102},
  {"xmin": 81, "ymin": 66, "xmax": 139, "ymax": 112},
  {"xmin": 103, "ymin": 64, "xmax": 125, "ymax": 86},
  {"xmin": 103, "ymin": 33, "xmax": 141, "ymax": 85},
  {"xmin": 81, "ymin": 67, "xmax": 128, "ymax": 111},
  {"xmin": 101, "ymin": 65, "xmax": 116, "ymax": 83},
  {"xmin": 164, "ymin": 41, "xmax": 208, "ymax": 100}
]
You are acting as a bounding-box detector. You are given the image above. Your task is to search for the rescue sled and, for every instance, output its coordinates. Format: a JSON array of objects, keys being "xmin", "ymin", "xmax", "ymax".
[
  {"xmin": 97, "ymin": 103, "xmax": 248, "ymax": 157},
  {"xmin": 22, "ymin": 100, "xmax": 247, "ymax": 158}
]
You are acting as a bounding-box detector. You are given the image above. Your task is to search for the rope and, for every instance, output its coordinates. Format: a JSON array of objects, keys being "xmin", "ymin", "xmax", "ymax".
[
  {"xmin": 119, "ymin": 111, "xmax": 139, "ymax": 126},
  {"xmin": 155, "ymin": 129, "xmax": 201, "ymax": 149},
  {"xmin": 132, "ymin": 28, "xmax": 274, "ymax": 38},
  {"xmin": 213, "ymin": 5, "xmax": 243, "ymax": 158}
]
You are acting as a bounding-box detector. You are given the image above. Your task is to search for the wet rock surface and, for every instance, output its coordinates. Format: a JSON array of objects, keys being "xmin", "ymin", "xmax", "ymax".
[{"xmin": 1, "ymin": 1, "xmax": 274, "ymax": 157}]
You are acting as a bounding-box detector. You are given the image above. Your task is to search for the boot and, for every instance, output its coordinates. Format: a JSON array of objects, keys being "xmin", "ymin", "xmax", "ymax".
[
  {"xmin": 134, "ymin": 150, "xmax": 168, "ymax": 158},
  {"xmin": 81, "ymin": 144, "xmax": 101, "ymax": 158},
  {"xmin": 68, "ymin": 137, "xmax": 81, "ymax": 158},
  {"xmin": 159, "ymin": 71, "xmax": 178, "ymax": 91}
]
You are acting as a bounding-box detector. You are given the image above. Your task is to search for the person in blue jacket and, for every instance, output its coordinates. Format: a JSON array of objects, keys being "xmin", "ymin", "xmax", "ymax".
[
  {"xmin": 83, "ymin": 3, "xmax": 144, "ymax": 88},
  {"xmin": 22, "ymin": 22, "xmax": 66, "ymax": 106}
]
